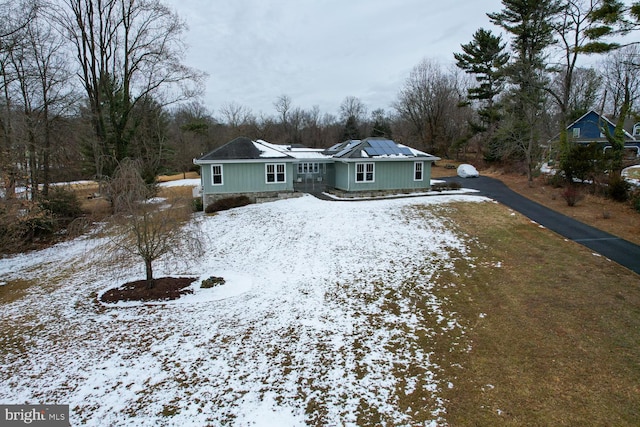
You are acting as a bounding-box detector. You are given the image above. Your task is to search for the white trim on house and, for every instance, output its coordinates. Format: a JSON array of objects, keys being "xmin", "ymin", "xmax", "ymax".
[
  {"xmin": 211, "ymin": 164, "xmax": 223, "ymax": 186},
  {"xmin": 414, "ymin": 161, "xmax": 423, "ymax": 181},
  {"xmin": 355, "ymin": 162, "xmax": 375, "ymax": 183},
  {"xmin": 297, "ymin": 162, "xmax": 321, "ymax": 174},
  {"xmin": 265, "ymin": 163, "xmax": 286, "ymax": 184}
]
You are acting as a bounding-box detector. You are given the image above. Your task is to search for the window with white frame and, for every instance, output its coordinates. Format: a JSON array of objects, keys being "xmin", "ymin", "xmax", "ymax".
[
  {"xmin": 266, "ymin": 163, "xmax": 286, "ymax": 183},
  {"xmin": 297, "ymin": 162, "xmax": 321, "ymax": 174},
  {"xmin": 572, "ymin": 127, "xmax": 580, "ymax": 138},
  {"xmin": 211, "ymin": 164, "xmax": 223, "ymax": 185},
  {"xmin": 356, "ymin": 162, "xmax": 375, "ymax": 183},
  {"xmin": 414, "ymin": 161, "xmax": 423, "ymax": 181}
]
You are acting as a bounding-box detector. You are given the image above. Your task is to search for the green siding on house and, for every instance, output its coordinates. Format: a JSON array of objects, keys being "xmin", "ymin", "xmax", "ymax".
[
  {"xmin": 334, "ymin": 162, "xmax": 350, "ymax": 190},
  {"xmin": 195, "ymin": 137, "xmax": 440, "ymax": 199},
  {"xmin": 333, "ymin": 160, "xmax": 432, "ymax": 192},
  {"xmin": 200, "ymin": 162, "xmax": 294, "ymax": 194}
]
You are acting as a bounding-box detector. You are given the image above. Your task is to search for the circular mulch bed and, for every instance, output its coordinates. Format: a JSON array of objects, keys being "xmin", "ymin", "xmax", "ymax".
[{"xmin": 100, "ymin": 276, "xmax": 197, "ymax": 303}]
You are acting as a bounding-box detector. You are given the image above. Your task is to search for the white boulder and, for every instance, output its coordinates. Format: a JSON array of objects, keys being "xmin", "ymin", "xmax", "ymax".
[{"xmin": 457, "ymin": 163, "xmax": 479, "ymax": 178}]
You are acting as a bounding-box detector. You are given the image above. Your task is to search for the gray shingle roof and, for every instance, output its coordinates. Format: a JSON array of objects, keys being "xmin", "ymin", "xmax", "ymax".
[
  {"xmin": 197, "ymin": 137, "xmax": 277, "ymax": 160},
  {"xmin": 197, "ymin": 136, "xmax": 439, "ymax": 162}
]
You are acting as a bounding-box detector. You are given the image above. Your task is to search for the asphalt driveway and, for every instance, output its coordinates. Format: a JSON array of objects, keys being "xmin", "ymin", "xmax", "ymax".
[{"xmin": 442, "ymin": 176, "xmax": 640, "ymax": 275}]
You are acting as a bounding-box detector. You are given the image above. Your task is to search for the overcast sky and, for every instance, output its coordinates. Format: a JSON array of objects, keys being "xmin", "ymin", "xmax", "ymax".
[{"xmin": 164, "ymin": 0, "xmax": 505, "ymax": 118}]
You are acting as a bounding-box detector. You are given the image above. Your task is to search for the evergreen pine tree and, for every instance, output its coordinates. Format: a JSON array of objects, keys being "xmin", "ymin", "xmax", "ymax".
[
  {"xmin": 342, "ymin": 115, "xmax": 360, "ymax": 140},
  {"xmin": 488, "ymin": 0, "xmax": 563, "ymax": 180},
  {"xmin": 454, "ymin": 28, "xmax": 509, "ymax": 157}
]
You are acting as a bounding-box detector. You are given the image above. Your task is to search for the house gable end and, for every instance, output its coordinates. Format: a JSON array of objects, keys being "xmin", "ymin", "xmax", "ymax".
[{"xmin": 566, "ymin": 110, "xmax": 636, "ymax": 142}]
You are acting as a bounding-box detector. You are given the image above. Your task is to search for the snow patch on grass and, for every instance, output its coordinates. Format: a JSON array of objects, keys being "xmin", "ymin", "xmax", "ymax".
[{"xmin": 0, "ymin": 194, "xmax": 488, "ymax": 426}]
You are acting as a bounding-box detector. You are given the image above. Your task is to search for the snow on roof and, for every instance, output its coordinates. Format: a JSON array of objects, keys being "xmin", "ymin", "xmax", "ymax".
[
  {"xmin": 288, "ymin": 149, "xmax": 332, "ymax": 160},
  {"xmin": 196, "ymin": 137, "xmax": 437, "ymax": 163},
  {"xmin": 253, "ymin": 140, "xmax": 291, "ymax": 158},
  {"xmin": 401, "ymin": 143, "xmax": 431, "ymax": 157},
  {"xmin": 255, "ymin": 139, "xmax": 331, "ymax": 160}
]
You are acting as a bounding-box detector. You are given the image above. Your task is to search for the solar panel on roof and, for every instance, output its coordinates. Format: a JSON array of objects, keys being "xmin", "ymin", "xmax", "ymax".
[
  {"xmin": 369, "ymin": 139, "xmax": 396, "ymax": 155},
  {"xmin": 335, "ymin": 147, "xmax": 352, "ymax": 157},
  {"xmin": 369, "ymin": 139, "xmax": 392, "ymax": 149},
  {"xmin": 363, "ymin": 139, "xmax": 418, "ymax": 157},
  {"xmin": 364, "ymin": 147, "xmax": 377, "ymax": 156},
  {"xmin": 382, "ymin": 139, "xmax": 396, "ymax": 149}
]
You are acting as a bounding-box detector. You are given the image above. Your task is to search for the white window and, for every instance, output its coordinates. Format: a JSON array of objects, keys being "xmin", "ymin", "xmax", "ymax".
[
  {"xmin": 211, "ymin": 164, "xmax": 223, "ymax": 185},
  {"xmin": 414, "ymin": 161, "xmax": 423, "ymax": 181},
  {"xmin": 356, "ymin": 162, "xmax": 374, "ymax": 183},
  {"xmin": 297, "ymin": 162, "xmax": 320, "ymax": 174},
  {"xmin": 572, "ymin": 127, "xmax": 580, "ymax": 138},
  {"xmin": 266, "ymin": 163, "xmax": 286, "ymax": 183}
]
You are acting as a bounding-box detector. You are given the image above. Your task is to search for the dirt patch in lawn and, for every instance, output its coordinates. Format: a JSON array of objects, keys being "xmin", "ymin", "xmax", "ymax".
[{"xmin": 99, "ymin": 277, "xmax": 196, "ymax": 303}]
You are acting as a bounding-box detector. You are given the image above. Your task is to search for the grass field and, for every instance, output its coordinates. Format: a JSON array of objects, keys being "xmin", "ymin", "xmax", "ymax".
[
  {"xmin": 2, "ymin": 171, "xmax": 639, "ymax": 425},
  {"xmin": 431, "ymin": 202, "xmax": 640, "ymax": 426}
]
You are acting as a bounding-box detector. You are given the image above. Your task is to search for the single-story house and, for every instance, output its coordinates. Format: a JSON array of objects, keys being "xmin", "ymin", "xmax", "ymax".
[{"xmin": 194, "ymin": 136, "xmax": 440, "ymax": 205}]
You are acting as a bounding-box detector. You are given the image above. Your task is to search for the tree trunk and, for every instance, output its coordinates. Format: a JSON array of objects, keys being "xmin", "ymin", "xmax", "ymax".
[{"xmin": 145, "ymin": 258, "xmax": 154, "ymax": 288}]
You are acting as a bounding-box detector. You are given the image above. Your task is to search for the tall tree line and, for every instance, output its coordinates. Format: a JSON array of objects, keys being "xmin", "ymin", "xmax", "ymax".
[
  {"xmin": 451, "ymin": 0, "xmax": 640, "ymax": 182},
  {"xmin": 0, "ymin": 0, "xmax": 205, "ymax": 201},
  {"xmin": 2, "ymin": 0, "xmax": 640, "ymax": 200}
]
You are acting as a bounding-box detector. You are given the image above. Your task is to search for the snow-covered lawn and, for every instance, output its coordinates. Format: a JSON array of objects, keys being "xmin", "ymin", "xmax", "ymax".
[{"xmin": 0, "ymin": 194, "xmax": 487, "ymax": 426}]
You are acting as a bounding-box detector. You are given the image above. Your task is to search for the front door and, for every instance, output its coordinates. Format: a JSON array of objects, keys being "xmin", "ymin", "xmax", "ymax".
[{"xmin": 294, "ymin": 162, "xmax": 327, "ymax": 193}]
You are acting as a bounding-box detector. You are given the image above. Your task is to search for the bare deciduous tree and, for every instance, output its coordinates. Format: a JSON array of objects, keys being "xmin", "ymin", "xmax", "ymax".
[
  {"xmin": 220, "ymin": 101, "xmax": 255, "ymax": 131},
  {"xmin": 105, "ymin": 159, "xmax": 202, "ymax": 287},
  {"xmin": 5, "ymin": 10, "xmax": 77, "ymax": 200},
  {"xmin": 0, "ymin": 0, "xmax": 39, "ymax": 200},
  {"xmin": 339, "ymin": 96, "xmax": 367, "ymax": 121},
  {"xmin": 394, "ymin": 59, "xmax": 466, "ymax": 155},
  {"xmin": 57, "ymin": 0, "xmax": 206, "ymax": 181},
  {"xmin": 599, "ymin": 45, "xmax": 640, "ymax": 175}
]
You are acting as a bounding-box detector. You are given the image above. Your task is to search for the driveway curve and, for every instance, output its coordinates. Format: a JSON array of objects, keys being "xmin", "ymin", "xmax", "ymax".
[{"xmin": 442, "ymin": 176, "xmax": 640, "ymax": 275}]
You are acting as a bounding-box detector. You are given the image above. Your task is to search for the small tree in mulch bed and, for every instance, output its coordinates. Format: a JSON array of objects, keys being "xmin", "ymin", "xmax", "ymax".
[
  {"xmin": 100, "ymin": 277, "xmax": 197, "ymax": 303},
  {"xmin": 102, "ymin": 160, "xmax": 204, "ymax": 289}
]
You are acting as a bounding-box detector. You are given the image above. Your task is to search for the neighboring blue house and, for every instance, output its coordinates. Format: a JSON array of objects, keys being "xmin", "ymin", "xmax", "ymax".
[
  {"xmin": 563, "ymin": 110, "xmax": 640, "ymax": 152},
  {"xmin": 194, "ymin": 136, "xmax": 440, "ymax": 205}
]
